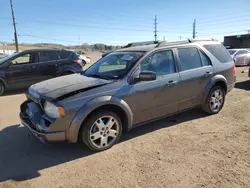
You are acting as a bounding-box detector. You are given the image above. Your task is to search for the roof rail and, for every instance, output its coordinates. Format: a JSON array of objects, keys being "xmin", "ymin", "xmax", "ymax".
[
  {"xmin": 187, "ymin": 38, "xmax": 217, "ymax": 42},
  {"xmin": 123, "ymin": 41, "xmax": 159, "ymax": 48},
  {"xmin": 155, "ymin": 40, "xmax": 190, "ymax": 48},
  {"xmin": 155, "ymin": 38, "xmax": 217, "ymax": 48}
]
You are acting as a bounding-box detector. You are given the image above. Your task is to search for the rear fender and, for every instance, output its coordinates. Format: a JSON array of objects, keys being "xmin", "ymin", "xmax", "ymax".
[
  {"xmin": 201, "ymin": 75, "xmax": 227, "ymax": 105},
  {"xmin": 56, "ymin": 65, "xmax": 79, "ymax": 75},
  {"xmin": 67, "ymin": 96, "xmax": 133, "ymax": 143}
]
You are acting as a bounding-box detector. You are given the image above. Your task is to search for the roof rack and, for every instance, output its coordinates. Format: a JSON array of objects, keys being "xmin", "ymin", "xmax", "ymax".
[
  {"xmin": 123, "ymin": 41, "xmax": 159, "ymax": 48},
  {"xmin": 155, "ymin": 38, "xmax": 217, "ymax": 48}
]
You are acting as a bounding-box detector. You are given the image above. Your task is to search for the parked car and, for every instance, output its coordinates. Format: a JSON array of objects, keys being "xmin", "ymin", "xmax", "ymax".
[
  {"xmin": 228, "ymin": 49, "xmax": 250, "ymax": 66},
  {"xmin": 77, "ymin": 54, "xmax": 91, "ymax": 64},
  {"xmin": 0, "ymin": 49, "xmax": 84, "ymax": 95},
  {"xmin": 0, "ymin": 53, "xmax": 7, "ymax": 59},
  {"xmin": 20, "ymin": 39, "xmax": 236, "ymax": 151}
]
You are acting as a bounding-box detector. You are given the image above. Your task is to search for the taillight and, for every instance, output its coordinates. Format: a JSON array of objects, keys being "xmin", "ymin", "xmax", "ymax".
[
  {"xmin": 74, "ymin": 59, "xmax": 83, "ymax": 66},
  {"xmin": 232, "ymin": 64, "xmax": 236, "ymax": 75}
]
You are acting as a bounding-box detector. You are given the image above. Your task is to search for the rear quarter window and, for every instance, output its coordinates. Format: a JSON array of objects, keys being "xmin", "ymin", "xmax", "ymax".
[
  {"xmin": 58, "ymin": 51, "xmax": 71, "ymax": 59},
  {"xmin": 203, "ymin": 44, "xmax": 232, "ymax": 63}
]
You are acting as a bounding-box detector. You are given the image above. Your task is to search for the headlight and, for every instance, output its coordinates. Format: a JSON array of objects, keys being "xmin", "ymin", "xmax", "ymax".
[{"xmin": 44, "ymin": 101, "xmax": 65, "ymax": 119}]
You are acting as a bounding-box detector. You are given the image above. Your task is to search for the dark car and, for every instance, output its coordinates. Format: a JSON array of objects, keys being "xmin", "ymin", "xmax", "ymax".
[
  {"xmin": 0, "ymin": 49, "xmax": 84, "ymax": 95},
  {"xmin": 20, "ymin": 39, "xmax": 236, "ymax": 151}
]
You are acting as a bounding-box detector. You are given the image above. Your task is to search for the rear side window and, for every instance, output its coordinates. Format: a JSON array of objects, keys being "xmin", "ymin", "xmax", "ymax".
[
  {"xmin": 199, "ymin": 51, "xmax": 211, "ymax": 66},
  {"xmin": 236, "ymin": 50, "xmax": 249, "ymax": 56},
  {"xmin": 70, "ymin": 52, "xmax": 79, "ymax": 60},
  {"xmin": 177, "ymin": 47, "xmax": 202, "ymax": 71},
  {"xmin": 203, "ymin": 44, "xmax": 232, "ymax": 63},
  {"xmin": 40, "ymin": 51, "xmax": 59, "ymax": 62},
  {"xmin": 58, "ymin": 51, "xmax": 71, "ymax": 59}
]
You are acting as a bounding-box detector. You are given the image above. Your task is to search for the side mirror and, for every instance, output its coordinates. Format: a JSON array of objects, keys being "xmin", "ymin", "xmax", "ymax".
[{"xmin": 135, "ymin": 71, "xmax": 156, "ymax": 83}]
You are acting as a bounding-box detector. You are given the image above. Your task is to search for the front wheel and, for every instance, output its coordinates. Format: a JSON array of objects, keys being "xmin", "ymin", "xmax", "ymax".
[
  {"xmin": 0, "ymin": 82, "xmax": 5, "ymax": 96},
  {"xmin": 202, "ymin": 86, "xmax": 225, "ymax": 114},
  {"xmin": 80, "ymin": 111, "xmax": 123, "ymax": 151}
]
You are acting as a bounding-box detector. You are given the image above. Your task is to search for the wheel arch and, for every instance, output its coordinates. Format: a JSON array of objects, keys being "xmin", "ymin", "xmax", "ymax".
[
  {"xmin": 201, "ymin": 75, "xmax": 228, "ymax": 105},
  {"xmin": 0, "ymin": 77, "xmax": 7, "ymax": 88},
  {"xmin": 67, "ymin": 96, "xmax": 133, "ymax": 143}
]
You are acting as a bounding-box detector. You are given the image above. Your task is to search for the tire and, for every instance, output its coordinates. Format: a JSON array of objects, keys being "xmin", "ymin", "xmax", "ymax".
[
  {"xmin": 80, "ymin": 111, "xmax": 123, "ymax": 151},
  {"xmin": 202, "ymin": 86, "xmax": 225, "ymax": 114},
  {"xmin": 0, "ymin": 82, "xmax": 5, "ymax": 96},
  {"xmin": 82, "ymin": 60, "xmax": 86, "ymax": 66}
]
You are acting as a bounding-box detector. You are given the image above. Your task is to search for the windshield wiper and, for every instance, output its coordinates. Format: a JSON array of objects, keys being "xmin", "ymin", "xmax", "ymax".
[{"xmin": 85, "ymin": 73, "xmax": 111, "ymax": 80}]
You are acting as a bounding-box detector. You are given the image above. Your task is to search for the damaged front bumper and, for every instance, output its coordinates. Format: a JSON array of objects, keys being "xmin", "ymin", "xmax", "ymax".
[{"xmin": 20, "ymin": 101, "xmax": 66, "ymax": 142}]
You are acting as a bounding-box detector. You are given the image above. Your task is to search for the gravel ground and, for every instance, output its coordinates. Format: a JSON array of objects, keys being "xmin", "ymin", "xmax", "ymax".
[{"xmin": 0, "ymin": 67, "xmax": 249, "ymax": 188}]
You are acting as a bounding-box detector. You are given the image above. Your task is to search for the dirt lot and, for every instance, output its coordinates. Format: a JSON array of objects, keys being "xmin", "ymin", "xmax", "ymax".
[{"xmin": 0, "ymin": 67, "xmax": 249, "ymax": 188}]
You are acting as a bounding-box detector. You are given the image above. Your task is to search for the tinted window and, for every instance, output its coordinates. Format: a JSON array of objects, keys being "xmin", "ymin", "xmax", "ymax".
[
  {"xmin": 236, "ymin": 50, "xmax": 249, "ymax": 55},
  {"xmin": 70, "ymin": 52, "xmax": 79, "ymax": 60},
  {"xmin": 228, "ymin": 49, "xmax": 237, "ymax": 55},
  {"xmin": 58, "ymin": 51, "xmax": 71, "ymax": 59},
  {"xmin": 203, "ymin": 44, "xmax": 232, "ymax": 63},
  {"xmin": 199, "ymin": 51, "xmax": 211, "ymax": 66},
  {"xmin": 178, "ymin": 47, "xmax": 202, "ymax": 71},
  {"xmin": 39, "ymin": 51, "xmax": 59, "ymax": 62},
  {"xmin": 140, "ymin": 50, "xmax": 176, "ymax": 77}
]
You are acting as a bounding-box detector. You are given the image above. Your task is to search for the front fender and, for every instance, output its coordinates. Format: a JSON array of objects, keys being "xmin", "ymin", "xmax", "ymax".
[
  {"xmin": 201, "ymin": 74, "xmax": 227, "ymax": 105},
  {"xmin": 67, "ymin": 96, "xmax": 133, "ymax": 143}
]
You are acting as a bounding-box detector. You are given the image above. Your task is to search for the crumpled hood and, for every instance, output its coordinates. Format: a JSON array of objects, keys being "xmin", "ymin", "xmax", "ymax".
[{"xmin": 29, "ymin": 74, "xmax": 112, "ymax": 99}]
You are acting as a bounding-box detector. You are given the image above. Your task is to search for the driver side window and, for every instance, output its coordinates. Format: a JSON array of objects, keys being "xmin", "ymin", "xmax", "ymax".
[
  {"xmin": 139, "ymin": 50, "xmax": 176, "ymax": 77},
  {"xmin": 12, "ymin": 54, "xmax": 31, "ymax": 65}
]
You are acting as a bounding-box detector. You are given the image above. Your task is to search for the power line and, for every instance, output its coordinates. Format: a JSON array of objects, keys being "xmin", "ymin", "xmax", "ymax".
[
  {"xmin": 13, "ymin": 18, "xmax": 154, "ymax": 32},
  {"xmin": 197, "ymin": 18, "xmax": 250, "ymax": 27},
  {"xmin": 197, "ymin": 12, "xmax": 250, "ymax": 24},
  {"xmin": 198, "ymin": 30, "xmax": 249, "ymax": 37},
  {"xmin": 19, "ymin": 34, "xmax": 81, "ymax": 44}
]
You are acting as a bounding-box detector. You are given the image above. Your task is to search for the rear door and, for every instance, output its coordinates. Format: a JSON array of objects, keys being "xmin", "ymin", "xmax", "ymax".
[
  {"xmin": 33, "ymin": 51, "xmax": 60, "ymax": 82},
  {"xmin": 176, "ymin": 47, "xmax": 213, "ymax": 110}
]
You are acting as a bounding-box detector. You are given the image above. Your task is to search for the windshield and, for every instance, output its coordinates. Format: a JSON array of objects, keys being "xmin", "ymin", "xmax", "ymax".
[
  {"xmin": 0, "ymin": 52, "xmax": 20, "ymax": 64},
  {"xmin": 84, "ymin": 51, "xmax": 144, "ymax": 79},
  {"xmin": 228, "ymin": 49, "xmax": 237, "ymax": 55}
]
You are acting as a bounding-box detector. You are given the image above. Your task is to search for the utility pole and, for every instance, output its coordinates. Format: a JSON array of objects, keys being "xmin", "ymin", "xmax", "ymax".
[
  {"xmin": 154, "ymin": 15, "xmax": 158, "ymax": 42},
  {"xmin": 10, "ymin": 0, "xmax": 19, "ymax": 52},
  {"xmin": 192, "ymin": 19, "xmax": 196, "ymax": 39}
]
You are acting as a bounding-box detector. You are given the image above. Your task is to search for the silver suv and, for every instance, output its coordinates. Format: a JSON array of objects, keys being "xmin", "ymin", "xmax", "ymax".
[{"xmin": 20, "ymin": 39, "xmax": 236, "ymax": 151}]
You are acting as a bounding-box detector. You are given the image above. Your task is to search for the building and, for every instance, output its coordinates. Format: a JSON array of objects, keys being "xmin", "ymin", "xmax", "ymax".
[{"xmin": 224, "ymin": 34, "xmax": 250, "ymax": 49}]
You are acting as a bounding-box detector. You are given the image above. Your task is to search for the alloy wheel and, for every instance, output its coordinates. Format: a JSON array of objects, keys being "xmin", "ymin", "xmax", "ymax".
[
  {"xmin": 89, "ymin": 115, "xmax": 120, "ymax": 149},
  {"xmin": 209, "ymin": 89, "xmax": 224, "ymax": 113}
]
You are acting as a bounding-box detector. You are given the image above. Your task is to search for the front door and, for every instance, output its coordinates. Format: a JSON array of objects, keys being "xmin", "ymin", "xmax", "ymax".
[
  {"xmin": 125, "ymin": 49, "xmax": 180, "ymax": 125},
  {"xmin": 176, "ymin": 47, "xmax": 214, "ymax": 110},
  {"xmin": 8, "ymin": 52, "xmax": 39, "ymax": 88}
]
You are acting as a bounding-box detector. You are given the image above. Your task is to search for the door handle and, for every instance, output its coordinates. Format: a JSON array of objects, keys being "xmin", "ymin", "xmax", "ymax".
[
  {"xmin": 204, "ymin": 72, "xmax": 213, "ymax": 77},
  {"xmin": 166, "ymin": 80, "xmax": 178, "ymax": 87}
]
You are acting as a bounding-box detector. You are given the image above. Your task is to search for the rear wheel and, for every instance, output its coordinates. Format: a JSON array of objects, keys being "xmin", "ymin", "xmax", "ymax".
[
  {"xmin": 0, "ymin": 82, "xmax": 5, "ymax": 96},
  {"xmin": 80, "ymin": 111, "xmax": 123, "ymax": 151},
  {"xmin": 202, "ymin": 86, "xmax": 225, "ymax": 114}
]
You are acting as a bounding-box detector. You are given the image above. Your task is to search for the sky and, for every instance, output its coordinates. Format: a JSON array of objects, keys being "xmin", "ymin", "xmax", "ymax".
[{"xmin": 1, "ymin": 0, "xmax": 250, "ymax": 45}]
